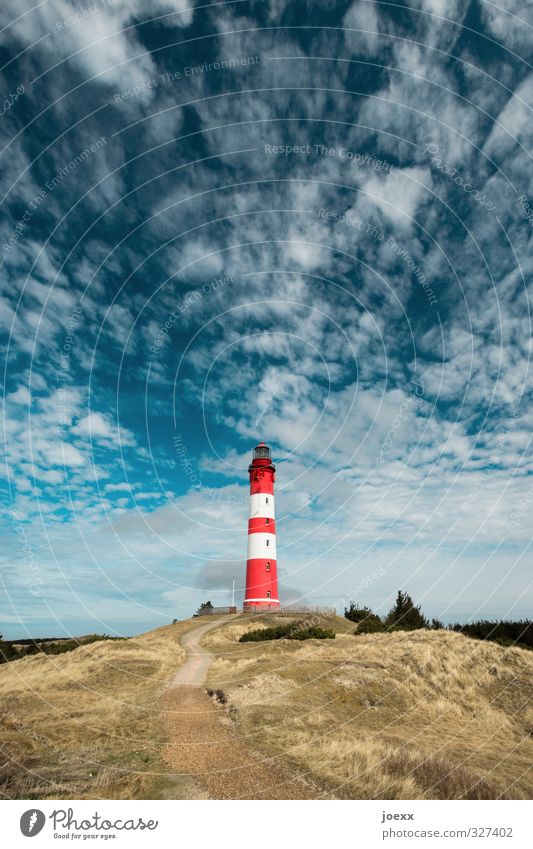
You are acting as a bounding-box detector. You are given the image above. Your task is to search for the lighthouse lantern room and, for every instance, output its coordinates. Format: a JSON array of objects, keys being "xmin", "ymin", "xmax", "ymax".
[{"xmin": 243, "ymin": 442, "xmax": 280, "ymax": 612}]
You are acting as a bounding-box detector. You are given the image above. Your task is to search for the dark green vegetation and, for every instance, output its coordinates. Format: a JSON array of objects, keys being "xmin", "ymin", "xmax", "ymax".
[
  {"xmin": 385, "ymin": 590, "xmax": 429, "ymax": 629},
  {"xmin": 239, "ymin": 622, "xmax": 336, "ymax": 642},
  {"xmin": 344, "ymin": 602, "xmax": 378, "ymax": 624},
  {"xmin": 355, "ymin": 619, "xmax": 390, "ymax": 634},
  {"xmin": 206, "ymin": 688, "xmax": 227, "ymax": 705},
  {"xmin": 448, "ymin": 619, "xmax": 532, "ymax": 650},
  {"xmin": 0, "ymin": 634, "xmax": 124, "ymax": 664},
  {"xmin": 344, "ymin": 591, "xmax": 532, "ymax": 650},
  {"xmin": 345, "ymin": 590, "xmax": 429, "ymax": 633},
  {"xmin": 196, "ymin": 601, "xmax": 214, "ymax": 614},
  {"xmin": 345, "ymin": 591, "xmax": 428, "ymax": 631}
]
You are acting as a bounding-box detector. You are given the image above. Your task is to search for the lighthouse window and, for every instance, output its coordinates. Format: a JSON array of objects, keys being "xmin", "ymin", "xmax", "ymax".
[
  {"xmin": 266, "ymin": 539, "xmax": 270, "ymax": 547},
  {"xmin": 266, "ymin": 562, "xmax": 271, "ymax": 571},
  {"xmin": 265, "ymin": 497, "xmax": 269, "ymax": 504},
  {"xmin": 267, "ymin": 591, "xmax": 271, "ymax": 599},
  {"xmin": 266, "ymin": 518, "xmax": 270, "ymax": 525}
]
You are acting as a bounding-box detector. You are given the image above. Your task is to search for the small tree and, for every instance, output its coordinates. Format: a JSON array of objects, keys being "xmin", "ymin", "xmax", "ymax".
[
  {"xmin": 195, "ymin": 601, "xmax": 214, "ymax": 616},
  {"xmin": 386, "ymin": 590, "xmax": 428, "ymax": 630},
  {"xmin": 344, "ymin": 601, "xmax": 380, "ymax": 624}
]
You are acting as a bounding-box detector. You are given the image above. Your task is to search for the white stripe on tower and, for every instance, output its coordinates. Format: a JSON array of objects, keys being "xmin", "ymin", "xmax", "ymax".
[
  {"xmin": 247, "ymin": 533, "xmax": 277, "ymax": 560},
  {"xmin": 249, "ymin": 493, "xmax": 275, "ymax": 519}
]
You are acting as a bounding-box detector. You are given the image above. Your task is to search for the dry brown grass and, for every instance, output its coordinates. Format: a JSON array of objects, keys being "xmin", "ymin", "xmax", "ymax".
[
  {"xmin": 0, "ymin": 621, "xmax": 199, "ymax": 800},
  {"xmin": 205, "ymin": 617, "xmax": 533, "ymax": 799},
  {"xmin": 3, "ymin": 613, "xmax": 531, "ymax": 800}
]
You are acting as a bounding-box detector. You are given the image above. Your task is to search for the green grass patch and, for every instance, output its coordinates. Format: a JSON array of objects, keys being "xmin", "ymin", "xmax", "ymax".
[{"xmin": 240, "ymin": 623, "xmax": 335, "ymax": 642}]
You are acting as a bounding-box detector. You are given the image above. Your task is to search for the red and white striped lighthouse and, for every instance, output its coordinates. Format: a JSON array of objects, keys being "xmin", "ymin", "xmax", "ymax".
[{"xmin": 243, "ymin": 442, "xmax": 280, "ymax": 612}]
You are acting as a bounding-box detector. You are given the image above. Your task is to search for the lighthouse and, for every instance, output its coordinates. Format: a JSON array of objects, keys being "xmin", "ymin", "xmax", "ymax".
[{"xmin": 243, "ymin": 442, "xmax": 280, "ymax": 611}]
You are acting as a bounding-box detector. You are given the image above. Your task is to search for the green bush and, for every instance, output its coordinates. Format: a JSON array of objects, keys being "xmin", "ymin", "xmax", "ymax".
[
  {"xmin": 355, "ymin": 619, "xmax": 388, "ymax": 634},
  {"xmin": 344, "ymin": 602, "xmax": 378, "ymax": 624},
  {"xmin": 288, "ymin": 626, "xmax": 335, "ymax": 640},
  {"xmin": 239, "ymin": 622, "xmax": 335, "ymax": 642},
  {"xmin": 240, "ymin": 623, "xmax": 297, "ymax": 642}
]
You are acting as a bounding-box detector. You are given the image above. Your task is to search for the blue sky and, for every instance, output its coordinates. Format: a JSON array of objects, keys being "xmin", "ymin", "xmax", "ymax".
[{"xmin": 1, "ymin": 0, "xmax": 532, "ymax": 638}]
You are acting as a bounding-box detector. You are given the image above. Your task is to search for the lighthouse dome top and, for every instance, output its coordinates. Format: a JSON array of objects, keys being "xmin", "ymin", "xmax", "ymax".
[{"xmin": 253, "ymin": 442, "xmax": 271, "ymax": 460}]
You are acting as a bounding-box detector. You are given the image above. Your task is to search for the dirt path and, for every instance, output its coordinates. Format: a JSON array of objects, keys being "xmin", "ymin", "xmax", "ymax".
[
  {"xmin": 168, "ymin": 617, "xmax": 221, "ymax": 687},
  {"xmin": 161, "ymin": 618, "xmax": 320, "ymax": 799}
]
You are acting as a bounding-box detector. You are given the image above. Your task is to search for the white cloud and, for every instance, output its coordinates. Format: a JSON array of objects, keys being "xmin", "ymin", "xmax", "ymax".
[
  {"xmin": 361, "ymin": 167, "xmax": 433, "ymax": 226},
  {"xmin": 6, "ymin": 386, "xmax": 30, "ymax": 405},
  {"xmin": 105, "ymin": 482, "xmax": 133, "ymax": 492},
  {"xmin": 0, "ymin": 0, "xmax": 194, "ymax": 94},
  {"xmin": 73, "ymin": 411, "xmax": 115, "ymax": 439},
  {"xmin": 343, "ymin": 1, "xmax": 381, "ymax": 56},
  {"xmin": 1, "ymin": 0, "xmax": 532, "ymax": 634}
]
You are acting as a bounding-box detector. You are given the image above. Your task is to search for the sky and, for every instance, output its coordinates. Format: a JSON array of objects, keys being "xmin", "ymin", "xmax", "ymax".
[{"xmin": 1, "ymin": 0, "xmax": 532, "ymax": 638}]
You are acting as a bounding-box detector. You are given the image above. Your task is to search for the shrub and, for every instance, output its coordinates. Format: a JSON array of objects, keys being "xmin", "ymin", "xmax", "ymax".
[
  {"xmin": 239, "ymin": 622, "xmax": 335, "ymax": 642},
  {"xmin": 207, "ymin": 688, "xmax": 227, "ymax": 704},
  {"xmin": 240, "ymin": 623, "xmax": 296, "ymax": 642},
  {"xmin": 386, "ymin": 590, "xmax": 428, "ymax": 630},
  {"xmin": 355, "ymin": 619, "xmax": 388, "ymax": 634},
  {"xmin": 288, "ymin": 627, "xmax": 335, "ymax": 640},
  {"xmin": 344, "ymin": 602, "xmax": 378, "ymax": 624}
]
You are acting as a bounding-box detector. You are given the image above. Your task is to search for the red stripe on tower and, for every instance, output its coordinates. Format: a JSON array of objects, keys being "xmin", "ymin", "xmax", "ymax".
[{"xmin": 243, "ymin": 442, "xmax": 280, "ymax": 612}]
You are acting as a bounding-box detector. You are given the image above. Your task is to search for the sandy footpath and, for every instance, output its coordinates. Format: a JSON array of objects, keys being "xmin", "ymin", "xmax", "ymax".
[{"xmin": 161, "ymin": 618, "xmax": 320, "ymax": 799}]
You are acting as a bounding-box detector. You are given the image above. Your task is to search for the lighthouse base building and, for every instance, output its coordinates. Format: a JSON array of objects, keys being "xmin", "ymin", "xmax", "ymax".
[{"xmin": 243, "ymin": 443, "xmax": 280, "ymax": 612}]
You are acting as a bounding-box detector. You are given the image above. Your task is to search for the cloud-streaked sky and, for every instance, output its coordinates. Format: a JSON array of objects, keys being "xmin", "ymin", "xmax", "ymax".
[{"xmin": 1, "ymin": 0, "xmax": 532, "ymax": 638}]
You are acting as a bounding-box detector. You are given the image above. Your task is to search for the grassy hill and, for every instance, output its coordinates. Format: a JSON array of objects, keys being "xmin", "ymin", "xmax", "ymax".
[
  {"xmin": 0, "ymin": 620, "xmax": 200, "ymax": 800},
  {"xmin": 204, "ymin": 614, "xmax": 533, "ymax": 799},
  {"xmin": 1, "ymin": 613, "xmax": 531, "ymax": 799}
]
